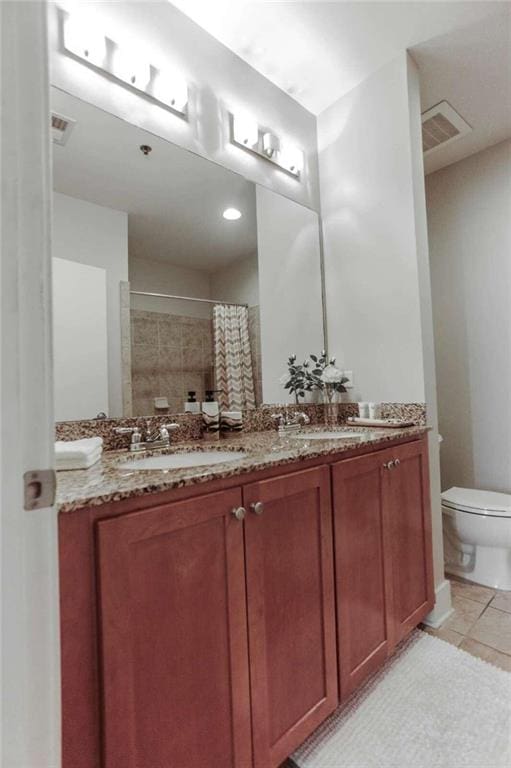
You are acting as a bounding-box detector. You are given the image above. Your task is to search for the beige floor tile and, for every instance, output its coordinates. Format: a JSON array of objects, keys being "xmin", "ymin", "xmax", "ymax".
[
  {"xmin": 460, "ymin": 637, "xmax": 511, "ymax": 672},
  {"xmin": 421, "ymin": 626, "xmax": 464, "ymax": 647},
  {"xmin": 468, "ymin": 607, "xmax": 511, "ymax": 655},
  {"xmin": 449, "ymin": 578, "xmax": 496, "ymax": 606},
  {"xmin": 443, "ymin": 595, "xmax": 485, "ymax": 634},
  {"xmin": 490, "ymin": 591, "xmax": 511, "ymax": 614}
]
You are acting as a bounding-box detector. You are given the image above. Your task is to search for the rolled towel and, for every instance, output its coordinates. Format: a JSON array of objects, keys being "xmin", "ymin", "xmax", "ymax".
[
  {"xmin": 221, "ymin": 411, "xmax": 243, "ymax": 432},
  {"xmin": 55, "ymin": 437, "xmax": 103, "ymax": 461}
]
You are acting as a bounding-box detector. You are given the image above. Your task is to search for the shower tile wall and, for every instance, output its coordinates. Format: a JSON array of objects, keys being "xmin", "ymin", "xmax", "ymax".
[{"xmin": 131, "ymin": 309, "xmax": 213, "ymax": 415}]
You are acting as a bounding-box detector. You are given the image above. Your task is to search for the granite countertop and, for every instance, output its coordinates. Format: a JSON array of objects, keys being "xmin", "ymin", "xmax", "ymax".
[{"xmin": 56, "ymin": 425, "xmax": 428, "ymax": 513}]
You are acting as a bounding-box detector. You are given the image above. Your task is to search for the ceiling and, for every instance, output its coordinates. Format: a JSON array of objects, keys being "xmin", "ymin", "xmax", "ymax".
[
  {"xmin": 51, "ymin": 88, "xmax": 257, "ymax": 272},
  {"xmin": 412, "ymin": 11, "xmax": 511, "ymax": 174},
  {"xmin": 171, "ymin": 0, "xmax": 511, "ymax": 172},
  {"xmin": 170, "ymin": 1, "xmax": 506, "ymax": 114}
]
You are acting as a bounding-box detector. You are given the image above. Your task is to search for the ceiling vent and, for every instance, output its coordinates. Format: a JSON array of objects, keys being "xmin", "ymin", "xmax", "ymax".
[
  {"xmin": 421, "ymin": 101, "xmax": 471, "ymax": 155},
  {"xmin": 51, "ymin": 112, "xmax": 76, "ymax": 146}
]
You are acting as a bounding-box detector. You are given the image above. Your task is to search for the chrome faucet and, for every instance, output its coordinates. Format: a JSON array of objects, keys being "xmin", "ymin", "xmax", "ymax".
[
  {"xmin": 114, "ymin": 422, "xmax": 180, "ymax": 452},
  {"xmin": 271, "ymin": 410, "xmax": 310, "ymax": 437}
]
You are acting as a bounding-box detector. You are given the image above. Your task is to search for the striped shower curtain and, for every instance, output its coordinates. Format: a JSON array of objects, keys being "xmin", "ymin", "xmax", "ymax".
[{"xmin": 213, "ymin": 304, "xmax": 256, "ymax": 411}]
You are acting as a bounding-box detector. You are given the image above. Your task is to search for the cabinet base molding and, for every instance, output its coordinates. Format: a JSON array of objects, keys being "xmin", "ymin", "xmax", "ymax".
[{"xmin": 422, "ymin": 579, "xmax": 454, "ymax": 628}]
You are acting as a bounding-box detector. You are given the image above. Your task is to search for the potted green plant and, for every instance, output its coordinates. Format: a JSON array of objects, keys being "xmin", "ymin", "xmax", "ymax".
[{"xmin": 280, "ymin": 355, "xmax": 313, "ymax": 404}]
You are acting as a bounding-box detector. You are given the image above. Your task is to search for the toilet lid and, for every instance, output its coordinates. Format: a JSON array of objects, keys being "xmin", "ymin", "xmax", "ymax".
[{"xmin": 442, "ymin": 487, "xmax": 511, "ymax": 518}]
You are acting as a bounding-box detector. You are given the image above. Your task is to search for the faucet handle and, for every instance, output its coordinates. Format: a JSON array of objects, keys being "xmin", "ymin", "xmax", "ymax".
[
  {"xmin": 113, "ymin": 426, "xmax": 142, "ymax": 445},
  {"xmin": 159, "ymin": 423, "xmax": 180, "ymax": 440},
  {"xmin": 114, "ymin": 426, "xmax": 140, "ymax": 435}
]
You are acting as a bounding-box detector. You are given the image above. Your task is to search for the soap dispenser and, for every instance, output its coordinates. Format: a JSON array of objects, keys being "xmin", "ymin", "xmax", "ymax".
[
  {"xmin": 202, "ymin": 390, "xmax": 220, "ymax": 441},
  {"xmin": 184, "ymin": 391, "xmax": 200, "ymax": 414}
]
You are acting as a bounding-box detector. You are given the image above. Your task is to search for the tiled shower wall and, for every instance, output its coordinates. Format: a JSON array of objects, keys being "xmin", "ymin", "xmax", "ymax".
[
  {"xmin": 131, "ymin": 309, "xmax": 214, "ymax": 415},
  {"xmin": 130, "ymin": 307, "xmax": 263, "ymax": 415}
]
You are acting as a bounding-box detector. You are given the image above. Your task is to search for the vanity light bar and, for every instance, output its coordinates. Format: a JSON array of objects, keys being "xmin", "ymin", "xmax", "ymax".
[
  {"xmin": 62, "ymin": 13, "xmax": 188, "ymax": 117},
  {"xmin": 230, "ymin": 113, "xmax": 304, "ymax": 179}
]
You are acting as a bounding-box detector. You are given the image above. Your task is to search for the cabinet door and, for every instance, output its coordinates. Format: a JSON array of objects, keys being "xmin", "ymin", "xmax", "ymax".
[
  {"xmin": 385, "ymin": 438, "xmax": 435, "ymax": 644},
  {"xmin": 96, "ymin": 488, "xmax": 252, "ymax": 768},
  {"xmin": 244, "ymin": 466, "xmax": 337, "ymax": 768},
  {"xmin": 332, "ymin": 452, "xmax": 393, "ymax": 701}
]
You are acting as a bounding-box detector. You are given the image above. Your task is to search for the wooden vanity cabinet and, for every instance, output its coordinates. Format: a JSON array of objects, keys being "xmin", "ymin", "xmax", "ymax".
[
  {"xmin": 384, "ymin": 438, "xmax": 434, "ymax": 644},
  {"xmin": 332, "ymin": 438, "xmax": 434, "ymax": 701},
  {"xmin": 332, "ymin": 451, "xmax": 393, "ymax": 701},
  {"xmin": 243, "ymin": 466, "xmax": 337, "ymax": 768},
  {"xmin": 60, "ymin": 434, "xmax": 434, "ymax": 768},
  {"xmin": 96, "ymin": 487, "xmax": 253, "ymax": 768}
]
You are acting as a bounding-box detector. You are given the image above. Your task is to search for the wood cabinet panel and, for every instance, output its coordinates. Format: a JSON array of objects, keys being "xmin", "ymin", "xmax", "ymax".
[
  {"xmin": 332, "ymin": 452, "xmax": 393, "ymax": 701},
  {"xmin": 385, "ymin": 439, "xmax": 435, "ymax": 643},
  {"xmin": 243, "ymin": 466, "xmax": 337, "ymax": 768},
  {"xmin": 96, "ymin": 488, "xmax": 252, "ymax": 768}
]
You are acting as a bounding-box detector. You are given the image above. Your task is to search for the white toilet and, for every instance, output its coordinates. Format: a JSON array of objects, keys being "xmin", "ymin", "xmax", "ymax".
[{"xmin": 442, "ymin": 487, "xmax": 511, "ymax": 591}]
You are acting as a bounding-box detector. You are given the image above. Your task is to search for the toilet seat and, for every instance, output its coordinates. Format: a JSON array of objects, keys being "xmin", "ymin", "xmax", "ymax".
[{"xmin": 442, "ymin": 487, "xmax": 511, "ymax": 519}]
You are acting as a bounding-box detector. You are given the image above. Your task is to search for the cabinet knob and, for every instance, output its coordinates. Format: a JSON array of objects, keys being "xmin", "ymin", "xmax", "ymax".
[
  {"xmin": 250, "ymin": 501, "xmax": 264, "ymax": 515},
  {"xmin": 231, "ymin": 506, "xmax": 246, "ymax": 521},
  {"xmin": 394, "ymin": 458, "xmax": 400, "ymax": 467},
  {"xmin": 384, "ymin": 460, "xmax": 395, "ymax": 470}
]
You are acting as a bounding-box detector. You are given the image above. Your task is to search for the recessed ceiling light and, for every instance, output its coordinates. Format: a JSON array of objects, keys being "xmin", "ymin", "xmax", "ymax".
[{"xmin": 223, "ymin": 208, "xmax": 242, "ymax": 221}]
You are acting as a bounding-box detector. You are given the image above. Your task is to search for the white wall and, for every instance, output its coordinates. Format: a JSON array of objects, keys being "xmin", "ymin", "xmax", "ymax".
[
  {"xmin": 52, "ymin": 257, "xmax": 109, "ymax": 420},
  {"xmin": 427, "ymin": 139, "xmax": 511, "ymax": 493},
  {"xmin": 318, "ymin": 52, "xmax": 425, "ymax": 403},
  {"xmin": 129, "ymin": 256, "xmax": 212, "ymax": 318},
  {"xmin": 317, "ymin": 52, "xmax": 447, "ymax": 605},
  {"xmin": 48, "ymin": 1, "xmax": 319, "ymax": 212},
  {"xmin": 52, "ymin": 192, "xmax": 128, "ymax": 417},
  {"xmin": 256, "ymin": 186, "xmax": 324, "ymax": 404},
  {"xmin": 210, "ymin": 252, "xmax": 259, "ymax": 307}
]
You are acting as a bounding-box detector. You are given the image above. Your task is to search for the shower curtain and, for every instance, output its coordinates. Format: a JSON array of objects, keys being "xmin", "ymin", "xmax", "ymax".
[{"xmin": 213, "ymin": 304, "xmax": 256, "ymax": 411}]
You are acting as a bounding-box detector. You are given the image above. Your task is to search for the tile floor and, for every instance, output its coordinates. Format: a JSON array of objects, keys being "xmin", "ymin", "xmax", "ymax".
[{"xmin": 423, "ymin": 576, "xmax": 511, "ymax": 671}]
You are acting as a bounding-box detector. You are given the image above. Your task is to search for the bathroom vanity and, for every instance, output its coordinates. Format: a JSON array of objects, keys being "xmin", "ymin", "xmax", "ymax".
[{"xmin": 58, "ymin": 427, "xmax": 434, "ymax": 768}]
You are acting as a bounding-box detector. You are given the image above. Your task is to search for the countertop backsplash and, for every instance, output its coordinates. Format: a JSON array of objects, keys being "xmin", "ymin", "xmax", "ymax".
[{"xmin": 55, "ymin": 403, "xmax": 427, "ymax": 451}]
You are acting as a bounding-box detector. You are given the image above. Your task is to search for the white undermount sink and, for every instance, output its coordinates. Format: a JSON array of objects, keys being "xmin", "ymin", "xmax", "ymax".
[
  {"xmin": 120, "ymin": 450, "xmax": 246, "ymax": 471},
  {"xmin": 293, "ymin": 430, "xmax": 366, "ymax": 440}
]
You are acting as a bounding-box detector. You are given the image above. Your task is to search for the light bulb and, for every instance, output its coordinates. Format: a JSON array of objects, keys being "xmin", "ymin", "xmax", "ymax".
[
  {"xmin": 232, "ymin": 112, "xmax": 259, "ymax": 149},
  {"xmin": 63, "ymin": 15, "xmax": 107, "ymax": 68},
  {"xmin": 279, "ymin": 143, "xmax": 304, "ymax": 176},
  {"xmin": 113, "ymin": 47, "xmax": 151, "ymax": 89},
  {"xmin": 153, "ymin": 71, "xmax": 188, "ymax": 112},
  {"xmin": 223, "ymin": 208, "xmax": 242, "ymax": 221}
]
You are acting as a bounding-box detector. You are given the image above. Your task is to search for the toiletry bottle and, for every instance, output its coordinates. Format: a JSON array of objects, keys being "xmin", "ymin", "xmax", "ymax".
[
  {"xmin": 202, "ymin": 390, "xmax": 220, "ymax": 441},
  {"xmin": 184, "ymin": 391, "xmax": 200, "ymax": 414}
]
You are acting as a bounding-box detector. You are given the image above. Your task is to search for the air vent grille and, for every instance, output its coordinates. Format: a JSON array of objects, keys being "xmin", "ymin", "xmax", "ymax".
[
  {"xmin": 51, "ymin": 112, "xmax": 76, "ymax": 146},
  {"xmin": 421, "ymin": 101, "xmax": 471, "ymax": 155}
]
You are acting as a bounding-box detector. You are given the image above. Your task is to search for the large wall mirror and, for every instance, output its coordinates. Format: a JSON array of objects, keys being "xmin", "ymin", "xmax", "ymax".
[{"xmin": 51, "ymin": 87, "xmax": 325, "ymax": 421}]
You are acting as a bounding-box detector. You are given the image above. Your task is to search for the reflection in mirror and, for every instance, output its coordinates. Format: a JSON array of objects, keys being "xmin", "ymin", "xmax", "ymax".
[{"xmin": 51, "ymin": 88, "xmax": 262, "ymax": 420}]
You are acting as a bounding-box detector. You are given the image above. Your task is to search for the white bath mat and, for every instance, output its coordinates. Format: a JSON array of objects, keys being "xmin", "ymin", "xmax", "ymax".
[{"xmin": 292, "ymin": 630, "xmax": 511, "ymax": 768}]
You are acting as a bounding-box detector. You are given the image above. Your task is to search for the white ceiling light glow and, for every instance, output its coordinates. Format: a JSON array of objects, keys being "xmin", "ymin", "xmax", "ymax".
[
  {"xmin": 232, "ymin": 112, "xmax": 259, "ymax": 149},
  {"xmin": 62, "ymin": 12, "xmax": 188, "ymax": 118},
  {"xmin": 63, "ymin": 15, "xmax": 107, "ymax": 68},
  {"xmin": 278, "ymin": 143, "xmax": 304, "ymax": 175},
  {"xmin": 112, "ymin": 48, "xmax": 151, "ymax": 89},
  {"xmin": 152, "ymin": 71, "xmax": 189, "ymax": 113},
  {"xmin": 230, "ymin": 111, "xmax": 303, "ymax": 180},
  {"xmin": 223, "ymin": 208, "xmax": 242, "ymax": 221}
]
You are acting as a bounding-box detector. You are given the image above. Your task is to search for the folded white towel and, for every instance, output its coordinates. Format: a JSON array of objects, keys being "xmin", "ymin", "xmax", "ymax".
[
  {"xmin": 56, "ymin": 446, "xmax": 103, "ymax": 471},
  {"xmin": 55, "ymin": 437, "xmax": 103, "ymax": 461}
]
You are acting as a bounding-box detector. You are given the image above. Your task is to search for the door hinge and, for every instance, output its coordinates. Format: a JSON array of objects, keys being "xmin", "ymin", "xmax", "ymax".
[{"xmin": 23, "ymin": 469, "xmax": 57, "ymax": 510}]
